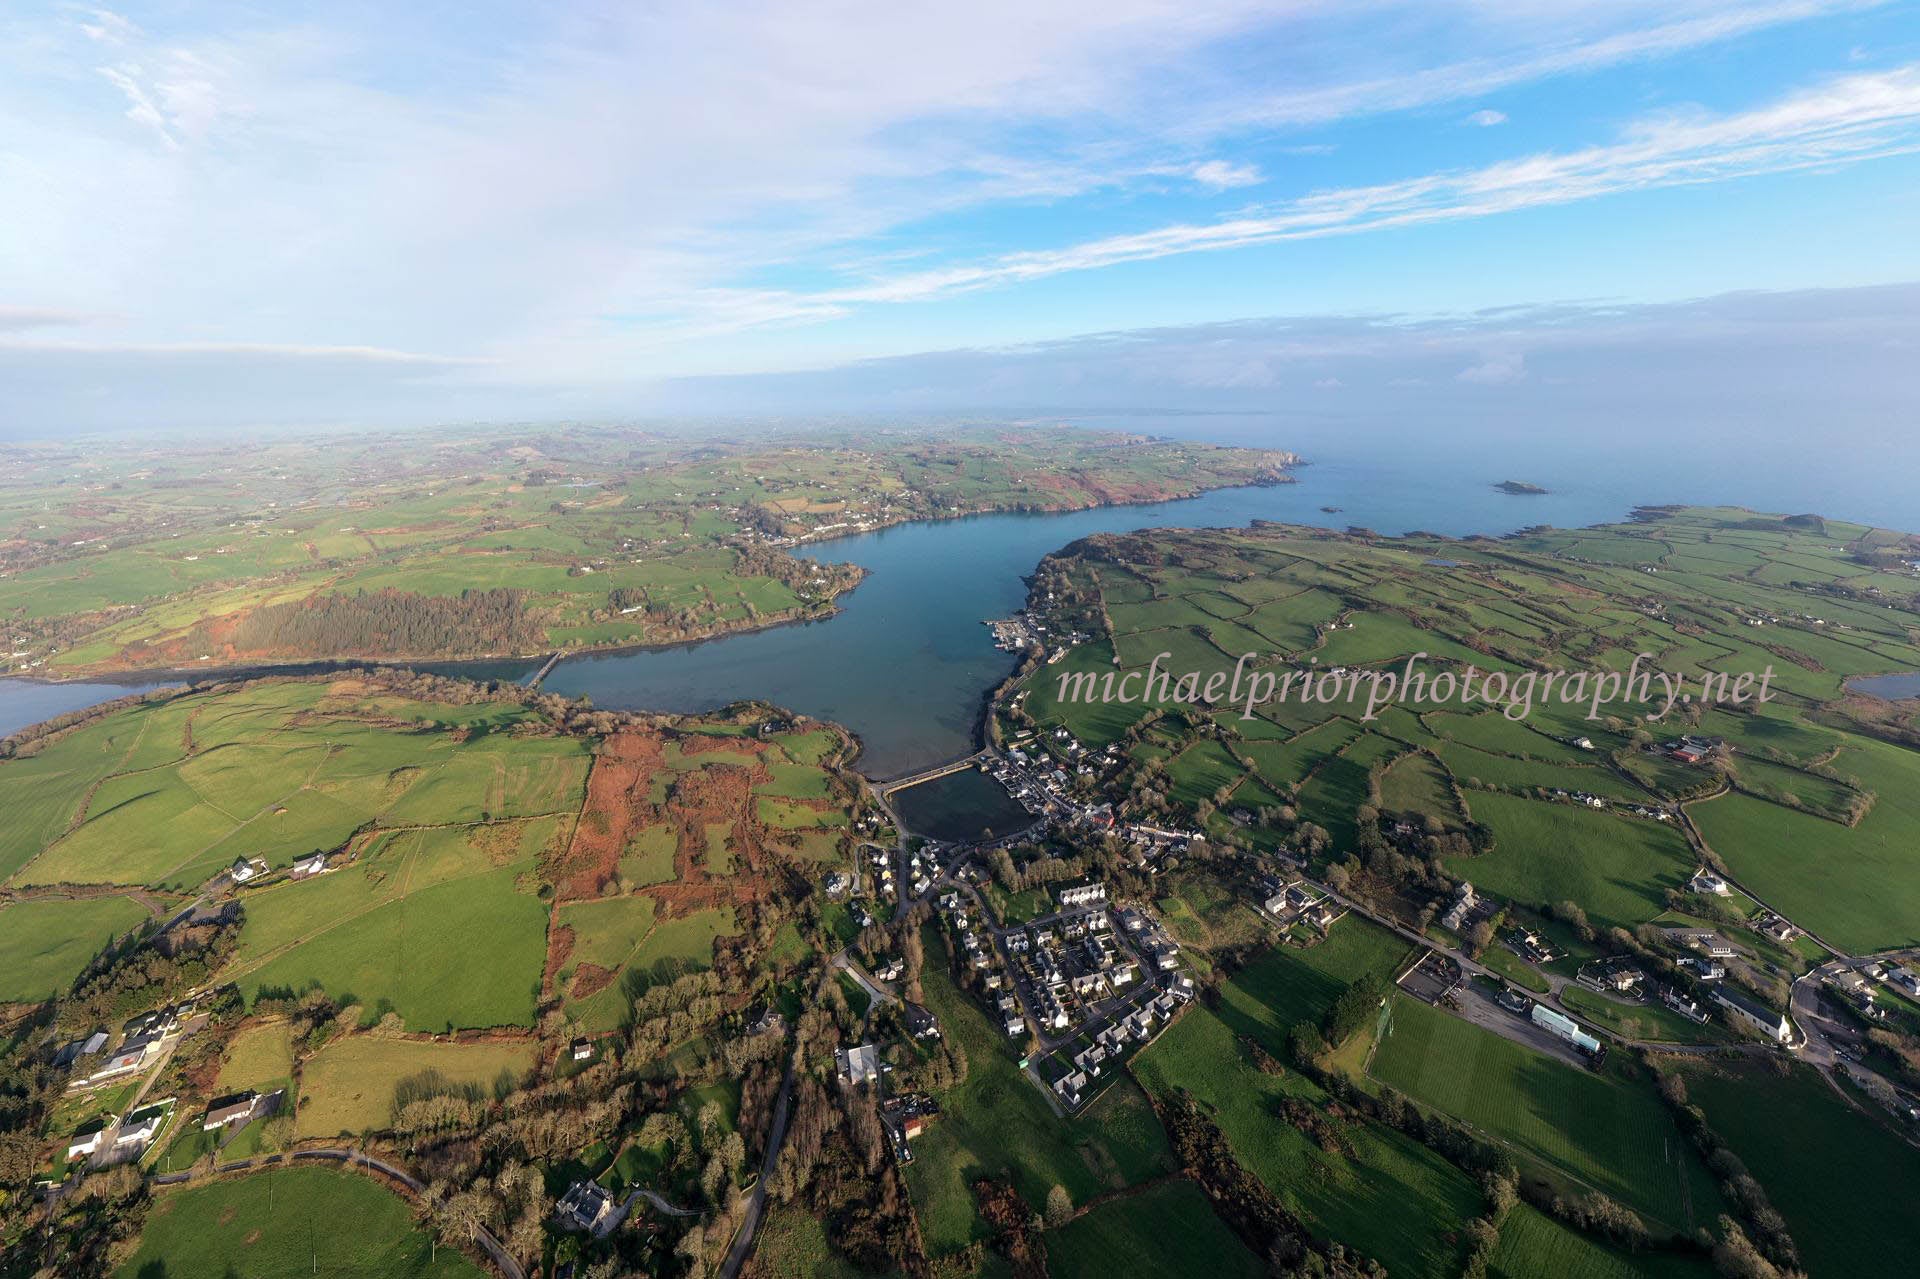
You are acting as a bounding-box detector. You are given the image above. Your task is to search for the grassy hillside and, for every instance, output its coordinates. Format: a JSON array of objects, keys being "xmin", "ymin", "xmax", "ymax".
[
  {"xmin": 1369, "ymin": 996, "xmax": 1720, "ymax": 1232},
  {"xmin": 117, "ymin": 1167, "xmax": 484, "ymax": 1278},
  {"xmin": 1676, "ymin": 1059, "xmax": 1920, "ymax": 1277},
  {"xmin": 1133, "ymin": 1003, "xmax": 1483, "ymax": 1278}
]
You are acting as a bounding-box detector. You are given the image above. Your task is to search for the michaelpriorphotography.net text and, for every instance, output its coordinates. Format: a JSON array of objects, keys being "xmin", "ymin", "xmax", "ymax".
[{"xmin": 1054, "ymin": 651, "xmax": 1778, "ymax": 723}]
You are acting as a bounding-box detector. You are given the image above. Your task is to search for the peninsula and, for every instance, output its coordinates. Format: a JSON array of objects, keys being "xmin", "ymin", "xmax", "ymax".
[{"xmin": 0, "ymin": 426, "xmax": 1294, "ymax": 678}]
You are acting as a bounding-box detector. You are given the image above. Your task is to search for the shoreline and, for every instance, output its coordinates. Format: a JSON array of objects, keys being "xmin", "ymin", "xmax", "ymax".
[{"xmin": 7, "ymin": 472, "xmax": 1296, "ymax": 690}]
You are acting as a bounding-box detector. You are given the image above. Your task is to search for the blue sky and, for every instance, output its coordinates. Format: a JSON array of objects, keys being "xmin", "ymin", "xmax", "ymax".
[{"xmin": 3, "ymin": 1, "xmax": 1919, "ymax": 431}]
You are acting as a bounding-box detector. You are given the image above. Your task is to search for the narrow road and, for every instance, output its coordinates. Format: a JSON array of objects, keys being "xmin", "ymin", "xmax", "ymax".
[
  {"xmin": 832, "ymin": 949, "xmax": 899, "ymax": 1011},
  {"xmin": 627, "ymin": 1187, "xmax": 697, "ymax": 1218},
  {"xmin": 718, "ymin": 1065, "xmax": 796, "ymax": 1279}
]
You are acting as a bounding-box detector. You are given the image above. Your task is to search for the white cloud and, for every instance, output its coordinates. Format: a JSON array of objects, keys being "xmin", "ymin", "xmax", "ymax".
[
  {"xmin": 739, "ymin": 64, "xmax": 1920, "ymax": 317},
  {"xmin": 1466, "ymin": 109, "xmax": 1508, "ymax": 127},
  {"xmin": 1456, "ymin": 351, "xmax": 1526, "ymax": 383},
  {"xmin": 1189, "ymin": 159, "xmax": 1264, "ymax": 189},
  {"xmin": 0, "ymin": 0, "xmax": 1899, "ymax": 417},
  {"xmin": 646, "ymin": 283, "xmax": 1920, "ymax": 426},
  {"xmin": 96, "ymin": 64, "xmax": 176, "ymax": 149},
  {"xmin": 79, "ymin": 8, "xmax": 136, "ymax": 45},
  {"xmin": 1199, "ymin": 0, "xmax": 1882, "ymax": 134}
]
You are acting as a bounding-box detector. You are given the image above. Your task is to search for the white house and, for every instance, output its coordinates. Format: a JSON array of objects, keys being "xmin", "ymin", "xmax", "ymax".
[
  {"xmin": 116, "ymin": 1110, "xmax": 165, "ymax": 1146},
  {"xmin": 1713, "ymin": 989, "xmax": 1792, "ymax": 1043},
  {"xmin": 203, "ymin": 1092, "xmax": 263, "ymax": 1131},
  {"xmin": 1055, "ymin": 882, "xmax": 1107, "ymax": 909},
  {"xmin": 67, "ymin": 1124, "xmax": 111, "ymax": 1160},
  {"xmin": 1686, "ymin": 868, "xmax": 1731, "ymax": 897}
]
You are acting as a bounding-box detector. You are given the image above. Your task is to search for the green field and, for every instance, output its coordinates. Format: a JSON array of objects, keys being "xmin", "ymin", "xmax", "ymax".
[
  {"xmin": 1133, "ymin": 1003, "xmax": 1482, "ymax": 1277},
  {"xmin": 1677, "ymin": 1059, "xmax": 1920, "ymax": 1277},
  {"xmin": 1479, "ymin": 946, "xmax": 1553, "ymax": 995},
  {"xmin": 745, "ymin": 1205, "xmax": 866, "ymax": 1279},
  {"xmin": 1369, "ymin": 996, "xmax": 1718, "ymax": 1230},
  {"xmin": 1216, "ymin": 915, "xmax": 1414, "ymax": 1054},
  {"xmin": 117, "ymin": 1167, "xmax": 483, "ymax": 1278},
  {"xmin": 8, "ymin": 682, "xmax": 586, "ymax": 892},
  {"xmin": 233, "ymin": 823, "xmax": 552, "ymax": 1031},
  {"xmin": 1446, "ymin": 794, "xmax": 1693, "ymax": 932},
  {"xmin": 1379, "ymin": 751, "xmax": 1464, "ymax": 825},
  {"xmin": 295, "ymin": 1036, "xmax": 534, "ymax": 1138},
  {"xmin": 0, "ymin": 895, "xmax": 151, "ymax": 1001},
  {"xmin": 1488, "ymin": 1204, "xmax": 1715, "ymax": 1279},
  {"xmin": 1691, "ymin": 734, "xmax": 1920, "ymax": 951},
  {"xmin": 630, "ymin": 906, "xmax": 737, "ymax": 981},
  {"xmin": 1047, "ymin": 1178, "xmax": 1263, "ymax": 1279}
]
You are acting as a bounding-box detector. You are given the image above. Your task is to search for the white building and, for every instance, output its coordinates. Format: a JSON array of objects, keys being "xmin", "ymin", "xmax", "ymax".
[
  {"xmin": 1686, "ymin": 868, "xmax": 1732, "ymax": 897},
  {"xmin": 1714, "ymin": 989, "xmax": 1792, "ymax": 1043},
  {"xmin": 67, "ymin": 1125, "xmax": 111, "ymax": 1160},
  {"xmin": 836, "ymin": 1042, "xmax": 881, "ymax": 1087},
  {"xmin": 1530, "ymin": 1004, "xmax": 1602, "ymax": 1055},
  {"xmin": 1056, "ymin": 881, "xmax": 1107, "ymax": 909},
  {"xmin": 116, "ymin": 1110, "xmax": 165, "ymax": 1146}
]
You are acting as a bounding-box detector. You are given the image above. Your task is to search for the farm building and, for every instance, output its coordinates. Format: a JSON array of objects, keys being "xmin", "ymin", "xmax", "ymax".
[
  {"xmin": 89, "ymin": 1041, "xmax": 153, "ymax": 1083},
  {"xmin": 116, "ymin": 1107, "xmax": 166, "ymax": 1147},
  {"xmin": 289, "ymin": 852, "xmax": 329, "ymax": 878},
  {"xmin": 1686, "ymin": 867, "xmax": 1731, "ymax": 896},
  {"xmin": 67, "ymin": 1121, "xmax": 112, "ymax": 1160},
  {"xmin": 1531, "ymin": 1004, "xmax": 1602, "ymax": 1055}
]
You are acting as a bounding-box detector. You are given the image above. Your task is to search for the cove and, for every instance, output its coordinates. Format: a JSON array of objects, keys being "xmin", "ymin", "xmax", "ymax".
[{"xmin": 535, "ymin": 465, "xmax": 1639, "ymax": 778}]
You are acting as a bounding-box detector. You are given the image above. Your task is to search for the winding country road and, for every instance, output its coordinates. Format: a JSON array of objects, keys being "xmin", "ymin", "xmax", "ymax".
[{"xmin": 718, "ymin": 1065, "xmax": 796, "ymax": 1279}]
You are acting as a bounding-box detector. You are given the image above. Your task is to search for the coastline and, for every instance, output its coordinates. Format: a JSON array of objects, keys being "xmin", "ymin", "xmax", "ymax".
[{"xmin": 11, "ymin": 470, "xmax": 1296, "ymax": 689}]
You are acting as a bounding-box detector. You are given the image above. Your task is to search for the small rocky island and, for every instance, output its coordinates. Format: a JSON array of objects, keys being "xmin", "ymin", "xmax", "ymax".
[{"xmin": 1494, "ymin": 480, "xmax": 1549, "ymax": 495}]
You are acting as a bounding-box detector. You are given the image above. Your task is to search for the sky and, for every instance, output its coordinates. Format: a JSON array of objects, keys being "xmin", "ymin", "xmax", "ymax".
[{"xmin": 2, "ymin": 1, "xmax": 1919, "ymax": 434}]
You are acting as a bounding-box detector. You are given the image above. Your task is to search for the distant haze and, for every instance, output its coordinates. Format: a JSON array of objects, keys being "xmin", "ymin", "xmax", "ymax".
[{"xmin": 4, "ymin": 3, "xmax": 1920, "ymax": 438}]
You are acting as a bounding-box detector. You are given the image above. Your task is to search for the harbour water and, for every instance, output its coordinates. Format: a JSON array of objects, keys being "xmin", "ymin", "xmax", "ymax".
[{"xmin": 8, "ymin": 420, "xmax": 1917, "ymax": 772}]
